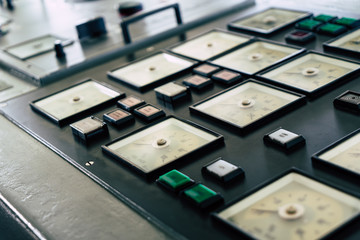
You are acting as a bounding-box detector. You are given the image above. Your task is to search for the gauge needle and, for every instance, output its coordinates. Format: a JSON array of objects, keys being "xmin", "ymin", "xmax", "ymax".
[
  {"xmin": 133, "ymin": 142, "xmax": 152, "ymax": 145},
  {"xmin": 251, "ymin": 207, "xmax": 278, "ymax": 213}
]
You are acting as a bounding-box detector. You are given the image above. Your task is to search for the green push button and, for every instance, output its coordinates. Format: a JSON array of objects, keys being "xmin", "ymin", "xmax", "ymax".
[
  {"xmin": 334, "ymin": 17, "xmax": 360, "ymax": 28},
  {"xmin": 182, "ymin": 183, "xmax": 223, "ymax": 209},
  {"xmin": 296, "ymin": 19, "xmax": 323, "ymax": 31},
  {"xmin": 318, "ymin": 23, "xmax": 347, "ymax": 36},
  {"xmin": 313, "ymin": 14, "xmax": 336, "ymax": 22},
  {"xmin": 184, "ymin": 184, "xmax": 216, "ymax": 204},
  {"xmin": 157, "ymin": 170, "xmax": 194, "ymax": 192}
]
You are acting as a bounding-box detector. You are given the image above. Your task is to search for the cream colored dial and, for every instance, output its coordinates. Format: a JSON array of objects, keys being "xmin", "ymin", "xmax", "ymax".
[
  {"xmin": 217, "ymin": 172, "xmax": 360, "ymax": 240},
  {"xmin": 231, "ymin": 8, "xmax": 310, "ymax": 32},
  {"xmin": 261, "ymin": 53, "xmax": 360, "ymax": 92},
  {"xmin": 33, "ymin": 80, "xmax": 121, "ymax": 121},
  {"xmin": 193, "ymin": 81, "xmax": 300, "ymax": 128},
  {"xmin": 109, "ymin": 52, "xmax": 194, "ymax": 89},
  {"xmin": 105, "ymin": 118, "xmax": 219, "ymax": 173},
  {"xmin": 328, "ymin": 28, "xmax": 360, "ymax": 52},
  {"xmin": 319, "ymin": 132, "xmax": 360, "ymax": 175},
  {"xmin": 211, "ymin": 41, "xmax": 302, "ymax": 74},
  {"xmin": 170, "ymin": 30, "xmax": 250, "ymax": 61}
]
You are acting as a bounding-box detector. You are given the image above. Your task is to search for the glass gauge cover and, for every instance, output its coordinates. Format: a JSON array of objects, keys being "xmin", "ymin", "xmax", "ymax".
[
  {"xmin": 228, "ymin": 8, "xmax": 312, "ymax": 35},
  {"xmin": 324, "ymin": 28, "xmax": 360, "ymax": 58},
  {"xmin": 30, "ymin": 79, "xmax": 125, "ymax": 126},
  {"xmin": 108, "ymin": 51, "xmax": 196, "ymax": 91},
  {"xmin": 312, "ymin": 128, "xmax": 360, "ymax": 178},
  {"xmin": 102, "ymin": 116, "xmax": 223, "ymax": 178},
  {"xmin": 190, "ymin": 79, "xmax": 306, "ymax": 134},
  {"xmin": 169, "ymin": 29, "xmax": 251, "ymax": 61},
  {"xmin": 258, "ymin": 51, "xmax": 360, "ymax": 98},
  {"xmin": 210, "ymin": 40, "xmax": 304, "ymax": 75},
  {"xmin": 213, "ymin": 169, "xmax": 360, "ymax": 240},
  {"xmin": 5, "ymin": 34, "xmax": 73, "ymax": 60}
]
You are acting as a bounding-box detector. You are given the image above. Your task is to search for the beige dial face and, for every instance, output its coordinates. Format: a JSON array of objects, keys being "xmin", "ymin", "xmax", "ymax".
[
  {"xmin": 105, "ymin": 118, "xmax": 218, "ymax": 173},
  {"xmin": 34, "ymin": 81, "xmax": 121, "ymax": 121},
  {"xmin": 319, "ymin": 132, "xmax": 360, "ymax": 175},
  {"xmin": 261, "ymin": 53, "xmax": 360, "ymax": 92},
  {"xmin": 328, "ymin": 28, "xmax": 360, "ymax": 52},
  {"xmin": 232, "ymin": 8, "xmax": 309, "ymax": 32},
  {"xmin": 110, "ymin": 52, "xmax": 194, "ymax": 88},
  {"xmin": 170, "ymin": 31, "xmax": 250, "ymax": 61},
  {"xmin": 193, "ymin": 81, "xmax": 300, "ymax": 128},
  {"xmin": 5, "ymin": 35, "xmax": 71, "ymax": 60},
  {"xmin": 211, "ymin": 41, "xmax": 301, "ymax": 74},
  {"xmin": 217, "ymin": 172, "xmax": 360, "ymax": 240}
]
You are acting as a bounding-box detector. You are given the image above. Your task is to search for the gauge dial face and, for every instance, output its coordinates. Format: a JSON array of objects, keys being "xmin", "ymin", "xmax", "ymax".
[
  {"xmin": 230, "ymin": 8, "xmax": 310, "ymax": 33},
  {"xmin": 109, "ymin": 52, "xmax": 195, "ymax": 89},
  {"xmin": 170, "ymin": 30, "xmax": 250, "ymax": 61},
  {"xmin": 33, "ymin": 80, "xmax": 122, "ymax": 122},
  {"xmin": 211, "ymin": 41, "xmax": 302, "ymax": 74},
  {"xmin": 318, "ymin": 131, "xmax": 360, "ymax": 176},
  {"xmin": 104, "ymin": 117, "xmax": 220, "ymax": 174},
  {"xmin": 328, "ymin": 28, "xmax": 360, "ymax": 52},
  {"xmin": 192, "ymin": 81, "xmax": 301, "ymax": 128},
  {"xmin": 5, "ymin": 35, "xmax": 72, "ymax": 60},
  {"xmin": 217, "ymin": 172, "xmax": 360, "ymax": 240},
  {"xmin": 260, "ymin": 53, "xmax": 360, "ymax": 93}
]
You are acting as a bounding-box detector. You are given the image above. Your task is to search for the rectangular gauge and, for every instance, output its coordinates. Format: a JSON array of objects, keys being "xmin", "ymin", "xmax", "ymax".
[
  {"xmin": 323, "ymin": 28, "xmax": 360, "ymax": 58},
  {"xmin": 30, "ymin": 79, "xmax": 125, "ymax": 127},
  {"xmin": 213, "ymin": 169, "xmax": 360, "ymax": 240},
  {"xmin": 4, "ymin": 34, "xmax": 73, "ymax": 60},
  {"xmin": 228, "ymin": 8, "xmax": 312, "ymax": 35},
  {"xmin": 312, "ymin": 129, "xmax": 360, "ymax": 178},
  {"xmin": 107, "ymin": 51, "xmax": 197, "ymax": 91},
  {"xmin": 0, "ymin": 80, "xmax": 13, "ymax": 92},
  {"xmin": 168, "ymin": 29, "xmax": 252, "ymax": 61},
  {"xmin": 210, "ymin": 39, "xmax": 304, "ymax": 75},
  {"xmin": 190, "ymin": 79, "xmax": 306, "ymax": 134},
  {"xmin": 102, "ymin": 116, "xmax": 224, "ymax": 179},
  {"xmin": 258, "ymin": 51, "xmax": 360, "ymax": 98}
]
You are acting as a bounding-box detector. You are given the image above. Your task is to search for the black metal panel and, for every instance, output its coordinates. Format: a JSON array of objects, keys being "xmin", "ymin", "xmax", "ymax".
[{"xmin": 1, "ymin": 4, "xmax": 360, "ymax": 240}]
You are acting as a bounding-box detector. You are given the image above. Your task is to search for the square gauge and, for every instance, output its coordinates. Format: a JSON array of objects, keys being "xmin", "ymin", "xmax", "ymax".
[
  {"xmin": 102, "ymin": 116, "xmax": 224, "ymax": 178},
  {"xmin": 258, "ymin": 51, "xmax": 360, "ymax": 98},
  {"xmin": 30, "ymin": 79, "xmax": 125, "ymax": 126},
  {"xmin": 333, "ymin": 90, "xmax": 360, "ymax": 114},
  {"xmin": 4, "ymin": 34, "xmax": 73, "ymax": 60},
  {"xmin": 107, "ymin": 51, "xmax": 196, "ymax": 91},
  {"xmin": 210, "ymin": 40, "xmax": 304, "ymax": 75},
  {"xmin": 312, "ymin": 129, "xmax": 360, "ymax": 178},
  {"xmin": 0, "ymin": 80, "xmax": 13, "ymax": 92},
  {"xmin": 323, "ymin": 28, "xmax": 360, "ymax": 58},
  {"xmin": 228, "ymin": 8, "xmax": 312, "ymax": 35},
  {"xmin": 190, "ymin": 80, "xmax": 306, "ymax": 134},
  {"xmin": 213, "ymin": 169, "xmax": 360, "ymax": 240},
  {"xmin": 168, "ymin": 29, "xmax": 252, "ymax": 61}
]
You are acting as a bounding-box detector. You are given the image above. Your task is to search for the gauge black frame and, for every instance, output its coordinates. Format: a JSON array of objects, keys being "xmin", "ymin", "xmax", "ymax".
[{"xmin": 189, "ymin": 79, "xmax": 306, "ymax": 135}]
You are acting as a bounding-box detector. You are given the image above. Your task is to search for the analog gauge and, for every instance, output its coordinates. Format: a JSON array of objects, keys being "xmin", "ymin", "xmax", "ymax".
[
  {"xmin": 228, "ymin": 8, "xmax": 312, "ymax": 34},
  {"xmin": 210, "ymin": 41, "xmax": 303, "ymax": 75},
  {"xmin": 30, "ymin": 79, "xmax": 124, "ymax": 126},
  {"xmin": 324, "ymin": 28, "xmax": 360, "ymax": 57},
  {"xmin": 169, "ymin": 29, "xmax": 251, "ymax": 61},
  {"xmin": 214, "ymin": 171, "xmax": 360, "ymax": 240},
  {"xmin": 313, "ymin": 129, "xmax": 360, "ymax": 177},
  {"xmin": 190, "ymin": 80, "xmax": 305, "ymax": 134},
  {"xmin": 102, "ymin": 116, "xmax": 223, "ymax": 178},
  {"xmin": 107, "ymin": 51, "xmax": 196, "ymax": 91},
  {"xmin": 5, "ymin": 34, "xmax": 73, "ymax": 60},
  {"xmin": 259, "ymin": 52, "xmax": 360, "ymax": 97}
]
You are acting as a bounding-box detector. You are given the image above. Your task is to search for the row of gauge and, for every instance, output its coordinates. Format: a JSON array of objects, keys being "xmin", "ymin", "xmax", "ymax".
[{"xmin": 27, "ymin": 8, "xmax": 360, "ymax": 240}]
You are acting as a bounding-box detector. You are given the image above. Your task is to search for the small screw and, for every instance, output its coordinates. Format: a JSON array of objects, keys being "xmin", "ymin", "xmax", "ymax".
[{"xmin": 85, "ymin": 161, "xmax": 94, "ymax": 166}]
